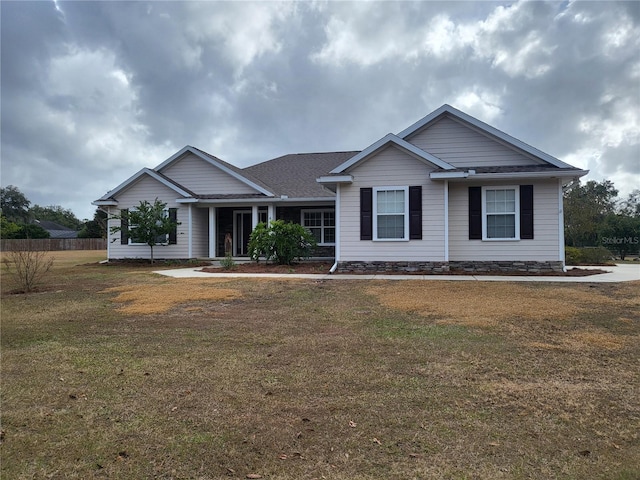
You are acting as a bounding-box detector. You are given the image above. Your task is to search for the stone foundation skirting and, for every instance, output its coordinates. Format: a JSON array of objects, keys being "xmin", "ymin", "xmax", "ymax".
[{"xmin": 336, "ymin": 260, "xmax": 564, "ymax": 274}]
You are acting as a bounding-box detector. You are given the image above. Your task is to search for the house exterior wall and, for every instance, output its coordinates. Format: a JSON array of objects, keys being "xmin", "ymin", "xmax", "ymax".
[
  {"xmin": 106, "ymin": 175, "xmax": 190, "ymax": 259},
  {"xmin": 405, "ymin": 117, "xmax": 546, "ymax": 168},
  {"xmin": 191, "ymin": 206, "xmax": 210, "ymax": 257},
  {"xmin": 160, "ymin": 153, "xmax": 258, "ymax": 194},
  {"xmin": 448, "ymin": 179, "xmax": 561, "ymax": 261},
  {"xmin": 339, "ymin": 145, "xmax": 446, "ymax": 262}
]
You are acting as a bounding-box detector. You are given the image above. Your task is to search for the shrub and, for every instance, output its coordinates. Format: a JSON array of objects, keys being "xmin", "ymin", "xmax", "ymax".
[
  {"xmin": 220, "ymin": 253, "xmax": 236, "ymax": 270},
  {"xmin": 2, "ymin": 248, "xmax": 54, "ymax": 293},
  {"xmin": 248, "ymin": 220, "xmax": 317, "ymax": 265},
  {"xmin": 565, "ymin": 246, "xmax": 615, "ymax": 265}
]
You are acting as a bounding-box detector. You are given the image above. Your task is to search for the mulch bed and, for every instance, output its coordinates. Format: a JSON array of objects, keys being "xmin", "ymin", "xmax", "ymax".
[{"xmin": 201, "ymin": 262, "xmax": 610, "ymax": 277}]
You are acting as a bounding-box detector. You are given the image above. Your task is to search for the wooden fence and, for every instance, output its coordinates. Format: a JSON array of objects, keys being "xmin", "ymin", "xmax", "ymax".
[{"xmin": 1, "ymin": 238, "xmax": 107, "ymax": 252}]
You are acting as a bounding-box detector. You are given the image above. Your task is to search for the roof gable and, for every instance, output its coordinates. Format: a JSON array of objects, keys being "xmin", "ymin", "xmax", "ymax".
[
  {"xmin": 398, "ymin": 104, "xmax": 574, "ymax": 169},
  {"xmin": 156, "ymin": 146, "xmax": 274, "ymax": 196},
  {"xmin": 94, "ymin": 168, "xmax": 194, "ymax": 204},
  {"xmin": 330, "ymin": 134, "xmax": 455, "ymax": 174}
]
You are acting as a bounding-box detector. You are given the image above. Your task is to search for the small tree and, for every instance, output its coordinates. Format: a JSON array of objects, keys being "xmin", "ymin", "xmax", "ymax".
[
  {"xmin": 248, "ymin": 220, "xmax": 317, "ymax": 265},
  {"xmin": 109, "ymin": 199, "xmax": 180, "ymax": 264},
  {"xmin": 3, "ymin": 248, "xmax": 54, "ymax": 293}
]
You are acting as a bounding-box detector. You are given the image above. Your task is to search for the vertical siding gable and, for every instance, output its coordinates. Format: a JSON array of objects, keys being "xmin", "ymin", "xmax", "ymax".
[
  {"xmin": 161, "ymin": 153, "xmax": 259, "ymax": 195},
  {"xmin": 405, "ymin": 116, "xmax": 547, "ymax": 168}
]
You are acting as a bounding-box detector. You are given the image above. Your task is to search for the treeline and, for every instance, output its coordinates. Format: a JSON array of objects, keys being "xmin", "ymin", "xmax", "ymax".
[
  {"xmin": 564, "ymin": 180, "xmax": 639, "ymax": 260},
  {"xmin": 0, "ymin": 185, "xmax": 106, "ymax": 239}
]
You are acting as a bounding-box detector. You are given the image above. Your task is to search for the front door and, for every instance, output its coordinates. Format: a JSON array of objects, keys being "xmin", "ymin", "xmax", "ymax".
[{"xmin": 233, "ymin": 211, "xmax": 252, "ymax": 256}]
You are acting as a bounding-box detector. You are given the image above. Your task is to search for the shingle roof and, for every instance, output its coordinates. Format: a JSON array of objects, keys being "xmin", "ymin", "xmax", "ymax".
[
  {"xmin": 244, "ymin": 151, "xmax": 360, "ymax": 198},
  {"xmin": 35, "ymin": 221, "xmax": 78, "ymax": 239}
]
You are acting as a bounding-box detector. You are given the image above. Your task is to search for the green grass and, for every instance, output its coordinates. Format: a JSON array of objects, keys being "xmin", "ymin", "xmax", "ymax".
[{"xmin": 1, "ymin": 252, "xmax": 639, "ymax": 479}]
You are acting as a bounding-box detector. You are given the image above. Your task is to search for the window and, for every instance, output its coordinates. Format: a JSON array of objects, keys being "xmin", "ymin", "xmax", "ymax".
[
  {"xmin": 374, "ymin": 187, "xmax": 409, "ymax": 241},
  {"xmin": 126, "ymin": 208, "xmax": 174, "ymax": 245},
  {"xmin": 482, "ymin": 186, "xmax": 519, "ymax": 240},
  {"xmin": 301, "ymin": 209, "xmax": 335, "ymax": 245},
  {"xmin": 258, "ymin": 209, "xmax": 268, "ymax": 224}
]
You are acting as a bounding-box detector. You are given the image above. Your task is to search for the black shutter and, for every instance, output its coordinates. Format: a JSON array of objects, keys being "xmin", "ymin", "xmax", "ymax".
[
  {"xmin": 409, "ymin": 186, "xmax": 422, "ymax": 240},
  {"xmin": 520, "ymin": 185, "xmax": 534, "ymax": 239},
  {"xmin": 360, "ymin": 188, "xmax": 373, "ymax": 240},
  {"xmin": 468, "ymin": 187, "xmax": 482, "ymax": 239},
  {"xmin": 168, "ymin": 208, "xmax": 178, "ymax": 244},
  {"xmin": 120, "ymin": 209, "xmax": 129, "ymax": 245}
]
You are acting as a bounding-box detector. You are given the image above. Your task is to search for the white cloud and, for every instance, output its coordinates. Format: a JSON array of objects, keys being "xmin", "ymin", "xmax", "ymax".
[
  {"xmin": 452, "ymin": 90, "xmax": 504, "ymax": 123},
  {"xmin": 185, "ymin": 2, "xmax": 295, "ymax": 76}
]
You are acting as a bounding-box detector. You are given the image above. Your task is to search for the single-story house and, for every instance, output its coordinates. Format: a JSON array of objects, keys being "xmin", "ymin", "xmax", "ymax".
[
  {"xmin": 94, "ymin": 104, "xmax": 588, "ymax": 272},
  {"xmin": 35, "ymin": 220, "xmax": 78, "ymax": 239}
]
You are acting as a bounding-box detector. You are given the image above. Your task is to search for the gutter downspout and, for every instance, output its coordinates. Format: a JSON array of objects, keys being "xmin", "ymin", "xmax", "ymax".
[
  {"xmin": 444, "ymin": 180, "xmax": 449, "ymax": 262},
  {"xmin": 330, "ymin": 183, "xmax": 341, "ymax": 274}
]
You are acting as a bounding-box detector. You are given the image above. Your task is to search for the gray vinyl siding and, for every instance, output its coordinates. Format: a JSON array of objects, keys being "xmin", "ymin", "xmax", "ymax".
[
  {"xmin": 339, "ymin": 145, "xmax": 446, "ymax": 262},
  {"xmin": 191, "ymin": 206, "xmax": 210, "ymax": 257},
  {"xmin": 107, "ymin": 175, "xmax": 190, "ymax": 259},
  {"xmin": 161, "ymin": 153, "xmax": 259, "ymax": 194},
  {"xmin": 448, "ymin": 180, "xmax": 560, "ymax": 261},
  {"xmin": 406, "ymin": 116, "xmax": 546, "ymax": 168}
]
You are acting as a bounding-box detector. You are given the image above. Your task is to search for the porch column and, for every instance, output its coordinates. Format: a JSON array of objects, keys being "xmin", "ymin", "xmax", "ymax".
[
  {"xmin": 267, "ymin": 204, "xmax": 275, "ymax": 222},
  {"xmin": 208, "ymin": 207, "xmax": 216, "ymax": 258},
  {"xmin": 252, "ymin": 205, "xmax": 259, "ymax": 230}
]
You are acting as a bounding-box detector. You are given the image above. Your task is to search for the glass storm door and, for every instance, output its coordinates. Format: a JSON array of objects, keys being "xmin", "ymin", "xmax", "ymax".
[{"xmin": 233, "ymin": 211, "xmax": 252, "ymax": 256}]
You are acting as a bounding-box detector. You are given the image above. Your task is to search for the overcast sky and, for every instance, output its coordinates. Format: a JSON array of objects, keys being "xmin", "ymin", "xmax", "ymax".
[{"xmin": 1, "ymin": 0, "xmax": 638, "ymax": 221}]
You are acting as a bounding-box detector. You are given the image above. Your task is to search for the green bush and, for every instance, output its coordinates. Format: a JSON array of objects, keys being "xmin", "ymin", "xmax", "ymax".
[
  {"xmin": 219, "ymin": 253, "xmax": 236, "ymax": 270},
  {"xmin": 248, "ymin": 220, "xmax": 317, "ymax": 265},
  {"xmin": 565, "ymin": 246, "xmax": 615, "ymax": 265}
]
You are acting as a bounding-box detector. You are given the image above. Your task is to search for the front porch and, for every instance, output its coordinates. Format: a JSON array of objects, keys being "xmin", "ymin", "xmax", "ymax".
[{"xmin": 193, "ymin": 204, "xmax": 336, "ymax": 259}]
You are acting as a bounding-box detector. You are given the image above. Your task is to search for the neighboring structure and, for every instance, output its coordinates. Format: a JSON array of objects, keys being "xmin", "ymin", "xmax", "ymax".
[
  {"xmin": 94, "ymin": 105, "xmax": 588, "ymax": 272},
  {"xmin": 35, "ymin": 220, "xmax": 78, "ymax": 239}
]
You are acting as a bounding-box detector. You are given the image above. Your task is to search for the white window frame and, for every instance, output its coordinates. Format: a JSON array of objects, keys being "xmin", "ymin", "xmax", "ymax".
[
  {"xmin": 301, "ymin": 209, "xmax": 336, "ymax": 246},
  {"xmin": 373, "ymin": 186, "xmax": 409, "ymax": 241},
  {"xmin": 128, "ymin": 207, "xmax": 170, "ymax": 246},
  {"xmin": 482, "ymin": 185, "xmax": 520, "ymax": 241}
]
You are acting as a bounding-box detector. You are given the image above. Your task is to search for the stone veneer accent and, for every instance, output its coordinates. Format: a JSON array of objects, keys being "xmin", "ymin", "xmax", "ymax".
[{"xmin": 336, "ymin": 260, "xmax": 564, "ymax": 274}]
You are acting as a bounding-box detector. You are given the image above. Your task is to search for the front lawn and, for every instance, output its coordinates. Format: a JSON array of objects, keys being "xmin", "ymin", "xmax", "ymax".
[{"xmin": 1, "ymin": 251, "xmax": 639, "ymax": 479}]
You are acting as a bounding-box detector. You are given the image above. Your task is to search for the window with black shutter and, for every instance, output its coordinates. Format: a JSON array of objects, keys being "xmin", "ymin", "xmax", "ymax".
[{"xmin": 360, "ymin": 188, "xmax": 373, "ymax": 240}]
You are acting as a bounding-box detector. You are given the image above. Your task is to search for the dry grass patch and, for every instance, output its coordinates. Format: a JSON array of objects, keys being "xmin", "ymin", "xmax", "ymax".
[
  {"xmin": 530, "ymin": 330, "xmax": 631, "ymax": 351},
  {"xmin": 367, "ymin": 281, "xmax": 639, "ymax": 327},
  {"xmin": 102, "ymin": 279, "xmax": 241, "ymax": 314}
]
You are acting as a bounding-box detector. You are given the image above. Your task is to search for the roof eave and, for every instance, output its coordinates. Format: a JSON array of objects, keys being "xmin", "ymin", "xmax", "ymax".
[
  {"xmin": 316, "ymin": 175, "xmax": 354, "ymax": 184},
  {"xmin": 430, "ymin": 169, "xmax": 590, "ymax": 181}
]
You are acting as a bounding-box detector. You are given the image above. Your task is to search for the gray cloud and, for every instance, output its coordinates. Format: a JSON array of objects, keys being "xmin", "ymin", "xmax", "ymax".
[{"xmin": 1, "ymin": 0, "xmax": 638, "ymax": 220}]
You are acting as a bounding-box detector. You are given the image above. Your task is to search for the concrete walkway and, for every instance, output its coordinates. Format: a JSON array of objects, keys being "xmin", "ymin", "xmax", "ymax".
[{"xmin": 155, "ymin": 263, "xmax": 640, "ymax": 283}]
